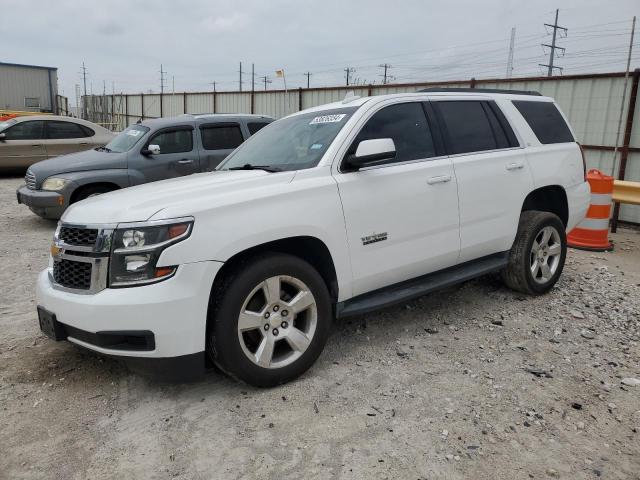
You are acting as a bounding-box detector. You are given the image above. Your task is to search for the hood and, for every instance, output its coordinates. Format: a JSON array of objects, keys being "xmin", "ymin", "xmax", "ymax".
[
  {"xmin": 30, "ymin": 149, "xmax": 127, "ymax": 178},
  {"xmin": 62, "ymin": 170, "xmax": 296, "ymax": 224}
]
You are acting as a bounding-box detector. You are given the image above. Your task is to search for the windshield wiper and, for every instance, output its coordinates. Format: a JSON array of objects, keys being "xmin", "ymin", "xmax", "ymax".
[
  {"xmin": 227, "ymin": 164, "xmax": 281, "ymax": 173},
  {"xmin": 95, "ymin": 146, "xmax": 112, "ymax": 152}
]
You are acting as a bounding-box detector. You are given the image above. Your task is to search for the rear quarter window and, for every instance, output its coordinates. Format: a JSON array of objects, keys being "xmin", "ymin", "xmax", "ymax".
[{"xmin": 512, "ymin": 100, "xmax": 574, "ymax": 144}]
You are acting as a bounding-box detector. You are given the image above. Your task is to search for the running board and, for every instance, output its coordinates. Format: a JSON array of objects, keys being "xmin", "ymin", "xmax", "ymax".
[{"xmin": 335, "ymin": 252, "xmax": 509, "ymax": 318}]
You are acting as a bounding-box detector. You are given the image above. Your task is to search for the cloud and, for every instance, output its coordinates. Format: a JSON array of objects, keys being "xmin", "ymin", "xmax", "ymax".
[{"xmin": 199, "ymin": 12, "xmax": 250, "ymax": 33}]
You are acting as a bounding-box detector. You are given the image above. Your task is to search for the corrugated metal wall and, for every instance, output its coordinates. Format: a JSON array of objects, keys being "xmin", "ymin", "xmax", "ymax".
[
  {"xmin": 0, "ymin": 63, "xmax": 58, "ymax": 112},
  {"xmin": 85, "ymin": 72, "xmax": 640, "ymax": 223}
]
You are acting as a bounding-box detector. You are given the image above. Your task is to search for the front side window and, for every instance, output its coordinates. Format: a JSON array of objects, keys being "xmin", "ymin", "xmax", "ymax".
[
  {"xmin": 46, "ymin": 120, "xmax": 90, "ymax": 139},
  {"xmin": 200, "ymin": 124, "xmax": 243, "ymax": 150},
  {"xmin": 219, "ymin": 107, "xmax": 357, "ymax": 172},
  {"xmin": 512, "ymin": 100, "xmax": 574, "ymax": 144},
  {"xmin": 105, "ymin": 125, "xmax": 150, "ymax": 153},
  {"xmin": 434, "ymin": 101, "xmax": 498, "ymax": 154},
  {"xmin": 3, "ymin": 120, "xmax": 45, "ymax": 140},
  {"xmin": 346, "ymin": 102, "xmax": 437, "ymax": 166},
  {"xmin": 0, "ymin": 119, "xmax": 17, "ymax": 133},
  {"xmin": 149, "ymin": 129, "xmax": 193, "ymax": 154}
]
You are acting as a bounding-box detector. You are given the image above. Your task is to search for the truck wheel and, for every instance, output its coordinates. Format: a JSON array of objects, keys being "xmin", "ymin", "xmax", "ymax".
[
  {"xmin": 502, "ymin": 211, "xmax": 567, "ymax": 295},
  {"xmin": 207, "ymin": 253, "xmax": 332, "ymax": 387},
  {"xmin": 72, "ymin": 185, "xmax": 115, "ymax": 203}
]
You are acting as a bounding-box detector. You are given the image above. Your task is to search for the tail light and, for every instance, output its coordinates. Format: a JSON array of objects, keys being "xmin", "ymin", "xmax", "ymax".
[{"xmin": 578, "ymin": 143, "xmax": 587, "ymax": 181}]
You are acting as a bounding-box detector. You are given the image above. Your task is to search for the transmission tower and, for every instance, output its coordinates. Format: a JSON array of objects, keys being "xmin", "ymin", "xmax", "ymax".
[{"xmin": 539, "ymin": 9, "xmax": 567, "ymax": 76}]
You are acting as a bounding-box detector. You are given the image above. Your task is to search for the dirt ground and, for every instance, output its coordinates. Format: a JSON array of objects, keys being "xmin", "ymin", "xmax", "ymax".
[{"xmin": 1, "ymin": 174, "xmax": 639, "ymax": 480}]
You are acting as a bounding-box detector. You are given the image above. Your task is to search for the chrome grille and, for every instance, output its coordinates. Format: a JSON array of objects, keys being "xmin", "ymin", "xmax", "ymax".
[
  {"xmin": 53, "ymin": 259, "xmax": 92, "ymax": 290},
  {"xmin": 59, "ymin": 226, "xmax": 99, "ymax": 247},
  {"xmin": 25, "ymin": 170, "xmax": 36, "ymax": 190}
]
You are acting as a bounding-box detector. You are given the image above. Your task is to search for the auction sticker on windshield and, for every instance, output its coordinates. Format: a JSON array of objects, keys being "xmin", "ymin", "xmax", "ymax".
[{"xmin": 309, "ymin": 114, "xmax": 347, "ymax": 125}]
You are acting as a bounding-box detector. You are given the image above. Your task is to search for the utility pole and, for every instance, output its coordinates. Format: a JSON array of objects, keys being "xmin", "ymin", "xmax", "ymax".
[
  {"xmin": 239, "ymin": 61, "xmax": 243, "ymax": 91},
  {"xmin": 379, "ymin": 64, "xmax": 392, "ymax": 84},
  {"xmin": 506, "ymin": 27, "xmax": 516, "ymax": 78},
  {"xmin": 260, "ymin": 75, "xmax": 272, "ymax": 90},
  {"xmin": 80, "ymin": 62, "xmax": 88, "ymax": 119},
  {"xmin": 304, "ymin": 72, "xmax": 312, "ymax": 88},
  {"xmin": 159, "ymin": 64, "xmax": 167, "ymax": 117},
  {"xmin": 611, "ymin": 15, "xmax": 636, "ymax": 178},
  {"xmin": 251, "ymin": 63, "xmax": 255, "ymax": 93},
  {"xmin": 210, "ymin": 81, "xmax": 217, "ymax": 92},
  {"xmin": 540, "ymin": 9, "xmax": 567, "ymax": 76},
  {"xmin": 344, "ymin": 67, "xmax": 355, "ymax": 86}
]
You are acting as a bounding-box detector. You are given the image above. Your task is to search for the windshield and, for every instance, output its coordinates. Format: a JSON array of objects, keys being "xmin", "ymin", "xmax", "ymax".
[
  {"xmin": 104, "ymin": 124, "xmax": 150, "ymax": 153},
  {"xmin": 218, "ymin": 107, "xmax": 358, "ymax": 172},
  {"xmin": 0, "ymin": 119, "xmax": 17, "ymax": 133}
]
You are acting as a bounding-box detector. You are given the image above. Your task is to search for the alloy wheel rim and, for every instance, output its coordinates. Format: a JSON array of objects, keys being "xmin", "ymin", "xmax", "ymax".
[
  {"xmin": 529, "ymin": 225, "xmax": 562, "ymax": 284},
  {"xmin": 237, "ymin": 275, "xmax": 317, "ymax": 369}
]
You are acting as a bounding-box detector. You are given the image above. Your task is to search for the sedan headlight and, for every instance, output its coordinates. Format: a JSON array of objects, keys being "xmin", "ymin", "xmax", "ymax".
[
  {"xmin": 42, "ymin": 177, "xmax": 69, "ymax": 191},
  {"xmin": 109, "ymin": 218, "xmax": 193, "ymax": 287}
]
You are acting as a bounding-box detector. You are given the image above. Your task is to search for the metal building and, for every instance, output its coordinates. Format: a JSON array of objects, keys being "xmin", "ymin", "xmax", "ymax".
[{"xmin": 0, "ymin": 61, "xmax": 59, "ymax": 113}]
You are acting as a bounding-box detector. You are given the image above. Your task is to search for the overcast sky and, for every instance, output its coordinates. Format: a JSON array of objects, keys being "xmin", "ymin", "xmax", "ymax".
[{"xmin": 2, "ymin": 0, "xmax": 638, "ymax": 102}]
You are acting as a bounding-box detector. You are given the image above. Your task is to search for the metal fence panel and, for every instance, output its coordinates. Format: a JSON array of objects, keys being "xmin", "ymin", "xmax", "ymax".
[
  {"xmin": 253, "ymin": 91, "xmax": 299, "ymax": 118},
  {"xmin": 162, "ymin": 94, "xmax": 184, "ymax": 117},
  {"xmin": 185, "ymin": 93, "xmax": 213, "ymax": 114},
  {"xmin": 216, "ymin": 92, "xmax": 251, "ymax": 114}
]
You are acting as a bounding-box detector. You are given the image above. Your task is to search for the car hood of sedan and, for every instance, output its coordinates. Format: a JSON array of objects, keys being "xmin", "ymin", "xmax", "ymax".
[{"xmin": 29, "ymin": 148, "xmax": 127, "ymax": 178}]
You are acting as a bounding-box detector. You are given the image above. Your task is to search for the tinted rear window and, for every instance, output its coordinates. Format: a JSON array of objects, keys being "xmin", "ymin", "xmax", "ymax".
[
  {"xmin": 434, "ymin": 101, "xmax": 498, "ymax": 154},
  {"xmin": 200, "ymin": 124, "xmax": 244, "ymax": 150},
  {"xmin": 247, "ymin": 122, "xmax": 270, "ymax": 135},
  {"xmin": 512, "ymin": 100, "xmax": 574, "ymax": 144}
]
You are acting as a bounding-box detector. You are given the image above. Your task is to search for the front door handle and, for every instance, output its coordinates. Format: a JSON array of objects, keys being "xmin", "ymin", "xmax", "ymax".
[
  {"xmin": 177, "ymin": 159, "xmax": 193, "ymax": 164},
  {"xmin": 427, "ymin": 174, "xmax": 452, "ymax": 185},
  {"xmin": 506, "ymin": 162, "xmax": 525, "ymax": 171}
]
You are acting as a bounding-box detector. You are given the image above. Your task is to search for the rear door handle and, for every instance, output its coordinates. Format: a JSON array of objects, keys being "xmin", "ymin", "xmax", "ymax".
[
  {"xmin": 427, "ymin": 175, "xmax": 452, "ymax": 185},
  {"xmin": 177, "ymin": 159, "xmax": 193, "ymax": 164},
  {"xmin": 506, "ymin": 162, "xmax": 525, "ymax": 171}
]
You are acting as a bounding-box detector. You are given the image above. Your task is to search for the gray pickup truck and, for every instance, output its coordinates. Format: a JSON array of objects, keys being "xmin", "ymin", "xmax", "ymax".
[{"xmin": 16, "ymin": 113, "xmax": 273, "ymax": 219}]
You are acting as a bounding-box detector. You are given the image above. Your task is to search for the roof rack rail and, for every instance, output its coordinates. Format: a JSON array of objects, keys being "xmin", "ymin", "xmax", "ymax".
[{"xmin": 418, "ymin": 87, "xmax": 542, "ymax": 96}]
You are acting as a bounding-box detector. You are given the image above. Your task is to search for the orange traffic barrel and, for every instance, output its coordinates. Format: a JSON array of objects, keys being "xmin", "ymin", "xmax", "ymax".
[{"xmin": 567, "ymin": 169, "xmax": 613, "ymax": 251}]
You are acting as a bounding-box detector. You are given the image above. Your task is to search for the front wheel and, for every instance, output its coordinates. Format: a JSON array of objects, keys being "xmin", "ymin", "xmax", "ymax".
[
  {"xmin": 502, "ymin": 211, "xmax": 567, "ymax": 295},
  {"xmin": 207, "ymin": 253, "xmax": 332, "ymax": 387}
]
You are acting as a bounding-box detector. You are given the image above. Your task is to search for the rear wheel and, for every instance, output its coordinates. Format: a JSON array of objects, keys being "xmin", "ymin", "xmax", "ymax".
[
  {"xmin": 207, "ymin": 253, "xmax": 332, "ymax": 387},
  {"xmin": 502, "ymin": 211, "xmax": 567, "ymax": 295}
]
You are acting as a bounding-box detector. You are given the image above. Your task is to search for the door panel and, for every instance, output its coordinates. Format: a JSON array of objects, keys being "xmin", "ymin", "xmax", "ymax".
[
  {"xmin": 452, "ymin": 149, "xmax": 532, "ymax": 262},
  {"xmin": 431, "ymin": 99, "xmax": 532, "ymax": 262},
  {"xmin": 130, "ymin": 127, "xmax": 200, "ymax": 183},
  {"xmin": 335, "ymin": 101, "xmax": 460, "ymax": 296},
  {"xmin": 44, "ymin": 120, "xmax": 94, "ymax": 158},
  {"xmin": 337, "ymin": 158, "xmax": 460, "ymax": 296},
  {"xmin": 0, "ymin": 120, "xmax": 47, "ymax": 168}
]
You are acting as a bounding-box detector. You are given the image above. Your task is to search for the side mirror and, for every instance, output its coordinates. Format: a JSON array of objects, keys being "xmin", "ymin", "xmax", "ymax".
[
  {"xmin": 345, "ymin": 138, "xmax": 396, "ymax": 170},
  {"xmin": 0, "ymin": 133, "xmax": 6, "ymax": 142},
  {"xmin": 141, "ymin": 144, "xmax": 161, "ymax": 156}
]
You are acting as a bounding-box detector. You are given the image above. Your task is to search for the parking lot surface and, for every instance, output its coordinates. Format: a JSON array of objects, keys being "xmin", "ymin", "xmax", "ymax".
[{"xmin": 1, "ymin": 175, "xmax": 639, "ymax": 480}]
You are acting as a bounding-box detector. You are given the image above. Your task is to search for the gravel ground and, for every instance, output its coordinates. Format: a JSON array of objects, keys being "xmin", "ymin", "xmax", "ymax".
[{"xmin": 1, "ymin": 175, "xmax": 639, "ymax": 480}]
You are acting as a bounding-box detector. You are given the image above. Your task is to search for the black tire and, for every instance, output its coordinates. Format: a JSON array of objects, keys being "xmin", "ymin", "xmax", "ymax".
[
  {"xmin": 72, "ymin": 184, "xmax": 116, "ymax": 203},
  {"xmin": 207, "ymin": 253, "xmax": 332, "ymax": 387},
  {"xmin": 502, "ymin": 210, "xmax": 567, "ymax": 295}
]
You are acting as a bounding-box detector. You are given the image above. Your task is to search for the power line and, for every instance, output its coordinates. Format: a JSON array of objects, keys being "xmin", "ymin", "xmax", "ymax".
[{"xmin": 540, "ymin": 9, "xmax": 567, "ymax": 76}]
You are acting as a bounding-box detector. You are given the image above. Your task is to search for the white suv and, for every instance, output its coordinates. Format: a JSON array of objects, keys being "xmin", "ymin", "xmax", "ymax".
[{"xmin": 36, "ymin": 90, "xmax": 590, "ymax": 386}]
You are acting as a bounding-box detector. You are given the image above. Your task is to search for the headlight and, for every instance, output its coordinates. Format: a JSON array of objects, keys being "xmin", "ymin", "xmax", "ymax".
[
  {"xmin": 42, "ymin": 177, "xmax": 69, "ymax": 191},
  {"xmin": 109, "ymin": 218, "xmax": 193, "ymax": 287}
]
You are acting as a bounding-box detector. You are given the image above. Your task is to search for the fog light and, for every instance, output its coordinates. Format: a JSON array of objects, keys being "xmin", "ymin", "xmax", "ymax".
[{"xmin": 124, "ymin": 254, "xmax": 150, "ymax": 272}]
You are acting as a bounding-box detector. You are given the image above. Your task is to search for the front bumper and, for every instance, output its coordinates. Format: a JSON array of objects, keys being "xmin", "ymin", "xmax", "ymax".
[
  {"xmin": 16, "ymin": 184, "xmax": 66, "ymax": 219},
  {"xmin": 36, "ymin": 260, "xmax": 223, "ymax": 361}
]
